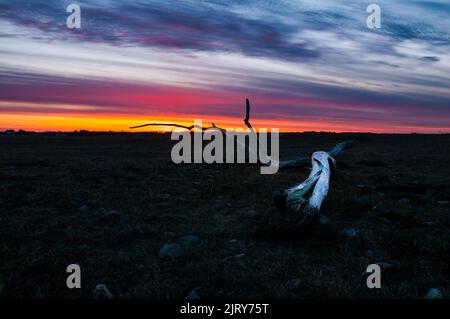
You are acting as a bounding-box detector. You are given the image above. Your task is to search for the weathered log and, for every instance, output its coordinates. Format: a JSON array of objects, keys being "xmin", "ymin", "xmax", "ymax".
[
  {"xmin": 275, "ymin": 142, "xmax": 353, "ymax": 226},
  {"xmin": 279, "ymin": 140, "xmax": 353, "ymax": 168}
]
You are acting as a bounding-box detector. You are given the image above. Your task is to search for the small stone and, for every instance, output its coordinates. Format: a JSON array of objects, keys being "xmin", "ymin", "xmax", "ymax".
[
  {"xmin": 365, "ymin": 250, "xmax": 375, "ymax": 258},
  {"xmin": 339, "ymin": 227, "xmax": 359, "ymax": 239},
  {"xmin": 398, "ymin": 198, "xmax": 411, "ymax": 205},
  {"xmin": 186, "ymin": 289, "xmax": 200, "ymax": 300},
  {"xmin": 78, "ymin": 205, "xmax": 89, "ymax": 213},
  {"xmin": 238, "ymin": 208, "xmax": 258, "ymax": 218},
  {"xmin": 437, "ymin": 201, "xmax": 449, "ymax": 205},
  {"xmin": 285, "ymin": 279, "xmax": 301, "ymax": 291},
  {"xmin": 229, "ymin": 239, "xmax": 239, "ymax": 244},
  {"xmin": 357, "ymin": 184, "xmax": 376, "ymax": 190},
  {"xmin": 93, "ymin": 284, "xmax": 114, "ymax": 299},
  {"xmin": 159, "ymin": 243, "xmax": 183, "ymax": 258},
  {"xmin": 422, "ymin": 221, "xmax": 434, "ymax": 226},
  {"xmin": 223, "ymin": 253, "xmax": 246, "ymax": 262},
  {"xmin": 377, "ymin": 262, "xmax": 395, "ymax": 270},
  {"xmin": 318, "ymin": 215, "xmax": 331, "ymax": 226},
  {"xmin": 65, "ymin": 226, "xmax": 80, "ymax": 239},
  {"xmin": 177, "ymin": 235, "xmax": 200, "ymax": 249},
  {"xmin": 372, "ymin": 202, "xmax": 390, "ymax": 216},
  {"xmin": 315, "ymin": 215, "xmax": 334, "ymax": 239},
  {"xmin": 424, "ymin": 288, "xmax": 444, "ymax": 299}
]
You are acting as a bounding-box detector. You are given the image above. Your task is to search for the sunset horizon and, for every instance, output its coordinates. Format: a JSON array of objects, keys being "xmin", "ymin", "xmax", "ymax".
[{"xmin": 1, "ymin": 1, "xmax": 449, "ymax": 133}]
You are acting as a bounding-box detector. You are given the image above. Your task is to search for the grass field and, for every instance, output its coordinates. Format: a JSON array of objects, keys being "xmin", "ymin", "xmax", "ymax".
[{"xmin": 1, "ymin": 133, "xmax": 450, "ymax": 298}]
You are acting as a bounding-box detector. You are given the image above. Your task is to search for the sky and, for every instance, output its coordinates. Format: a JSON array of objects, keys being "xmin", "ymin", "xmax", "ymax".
[{"xmin": 0, "ymin": 0, "xmax": 449, "ymax": 133}]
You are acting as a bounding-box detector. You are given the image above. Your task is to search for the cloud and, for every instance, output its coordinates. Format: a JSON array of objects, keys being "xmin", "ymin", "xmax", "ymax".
[{"xmin": 0, "ymin": 0, "xmax": 449, "ymax": 132}]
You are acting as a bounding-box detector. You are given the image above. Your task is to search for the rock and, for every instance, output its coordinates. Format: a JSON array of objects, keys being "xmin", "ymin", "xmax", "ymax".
[
  {"xmin": 177, "ymin": 235, "xmax": 200, "ymax": 249},
  {"xmin": 159, "ymin": 243, "xmax": 183, "ymax": 258},
  {"xmin": 285, "ymin": 279, "xmax": 301, "ymax": 291},
  {"xmin": 339, "ymin": 228, "xmax": 362, "ymax": 250},
  {"xmin": 372, "ymin": 202, "xmax": 390, "ymax": 216},
  {"xmin": 93, "ymin": 284, "xmax": 114, "ymax": 299},
  {"xmin": 365, "ymin": 250, "xmax": 375, "ymax": 258},
  {"xmin": 377, "ymin": 262, "xmax": 398, "ymax": 270},
  {"xmin": 314, "ymin": 215, "xmax": 335, "ymax": 239},
  {"xmin": 318, "ymin": 215, "xmax": 331, "ymax": 226},
  {"xmin": 398, "ymin": 198, "xmax": 411, "ymax": 205},
  {"xmin": 95, "ymin": 208, "xmax": 123, "ymax": 224},
  {"xmin": 238, "ymin": 208, "xmax": 258, "ymax": 218},
  {"xmin": 65, "ymin": 226, "xmax": 81, "ymax": 239},
  {"xmin": 424, "ymin": 288, "xmax": 444, "ymax": 299},
  {"xmin": 357, "ymin": 184, "xmax": 376, "ymax": 190},
  {"xmin": 229, "ymin": 239, "xmax": 239, "ymax": 244},
  {"xmin": 223, "ymin": 253, "xmax": 245, "ymax": 262},
  {"xmin": 186, "ymin": 289, "xmax": 200, "ymax": 300},
  {"xmin": 422, "ymin": 221, "xmax": 434, "ymax": 226},
  {"xmin": 339, "ymin": 227, "xmax": 359, "ymax": 239},
  {"xmin": 78, "ymin": 205, "xmax": 89, "ymax": 213},
  {"xmin": 437, "ymin": 201, "xmax": 449, "ymax": 205}
]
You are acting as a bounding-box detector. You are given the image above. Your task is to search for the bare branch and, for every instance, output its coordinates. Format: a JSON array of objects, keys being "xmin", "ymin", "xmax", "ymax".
[
  {"xmin": 244, "ymin": 98, "xmax": 252, "ymax": 129},
  {"xmin": 130, "ymin": 123, "xmax": 225, "ymax": 133},
  {"xmin": 279, "ymin": 140, "xmax": 353, "ymax": 168}
]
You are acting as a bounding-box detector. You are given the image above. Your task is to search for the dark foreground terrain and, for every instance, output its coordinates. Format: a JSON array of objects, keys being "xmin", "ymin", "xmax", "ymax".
[{"xmin": 1, "ymin": 133, "xmax": 450, "ymax": 298}]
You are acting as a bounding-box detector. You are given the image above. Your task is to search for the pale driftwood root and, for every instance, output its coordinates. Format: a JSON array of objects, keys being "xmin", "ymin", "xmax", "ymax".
[{"xmin": 275, "ymin": 142, "xmax": 353, "ymax": 226}]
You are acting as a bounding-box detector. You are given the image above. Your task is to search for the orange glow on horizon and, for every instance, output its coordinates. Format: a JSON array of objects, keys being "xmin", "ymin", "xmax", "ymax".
[{"xmin": 1, "ymin": 112, "xmax": 449, "ymax": 134}]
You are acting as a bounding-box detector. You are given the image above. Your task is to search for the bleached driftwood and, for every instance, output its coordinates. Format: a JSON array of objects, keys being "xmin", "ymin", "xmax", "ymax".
[
  {"xmin": 275, "ymin": 142, "xmax": 353, "ymax": 226},
  {"xmin": 279, "ymin": 141, "xmax": 353, "ymax": 169}
]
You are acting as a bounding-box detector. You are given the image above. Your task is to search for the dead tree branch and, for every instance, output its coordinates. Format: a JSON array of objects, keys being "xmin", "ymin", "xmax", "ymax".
[
  {"xmin": 275, "ymin": 141, "xmax": 353, "ymax": 226},
  {"xmin": 279, "ymin": 140, "xmax": 353, "ymax": 169},
  {"xmin": 130, "ymin": 122, "xmax": 225, "ymax": 133}
]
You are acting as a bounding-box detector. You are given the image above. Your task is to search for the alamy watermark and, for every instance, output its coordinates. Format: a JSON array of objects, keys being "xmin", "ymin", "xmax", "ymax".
[
  {"xmin": 170, "ymin": 120, "xmax": 279, "ymax": 175},
  {"xmin": 65, "ymin": 3, "xmax": 381, "ymax": 31},
  {"xmin": 367, "ymin": 4, "xmax": 381, "ymax": 29},
  {"xmin": 66, "ymin": 4, "xmax": 81, "ymax": 29}
]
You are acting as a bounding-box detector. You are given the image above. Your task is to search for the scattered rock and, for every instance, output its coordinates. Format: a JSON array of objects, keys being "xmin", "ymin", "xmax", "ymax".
[
  {"xmin": 229, "ymin": 239, "xmax": 239, "ymax": 244},
  {"xmin": 314, "ymin": 215, "xmax": 335, "ymax": 239},
  {"xmin": 318, "ymin": 215, "xmax": 331, "ymax": 226},
  {"xmin": 339, "ymin": 227, "xmax": 359, "ymax": 239},
  {"xmin": 78, "ymin": 205, "xmax": 89, "ymax": 213},
  {"xmin": 95, "ymin": 208, "xmax": 123, "ymax": 224},
  {"xmin": 422, "ymin": 221, "xmax": 434, "ymax": 226},
  {"xmin": 285, "ymin": 279, "xmax": 301, "ymax": 291},
  {"xmin": 437, "ymin": 201, "xmax": 449, "ymax": 205},
  {"xmin": 372, "ymin": 202, "xmax": 390, "ymax": 216},
  {"xmin": 159, "ymin": 243, "xmax": 183, "ymax": 258},
  {"xmin": 339, "ymin": 228, "xmax": 362, "ymax": 250},
  {"xmin": 213, "ymin": 196, "xmax": 231, "ymax": 209},
  {"xmin": 398, "ymin": 198, "xmax": 411, "ymax": 205},
  {"xmin": 377, "ymin": 262, "xmax": 399, "ymax": 270},
  {"xmin": 186, "ymin": 289, "xmax": 200, "ymax": 300},
  {"xmin": 357, "ymin": 184, "xmax": 376, "ymax": 190},
  {"xmin": 238, "ymin": 208, "xmax": 258, "ymax": 218},
  {"xmin": 365, "ymin": 250, "xmax": 375, "ymax": 258},
  {"xmin": 93, "ymin": 284, "xmax": 114, "ymax": 299},
  {"xmin": 177, "ymin": 235, "xmax": 200, "ymax": 249},
  {"xmin": 65, "ymin": 226, "xmax": 81, "ymax": 239},
  {"xmin": 424, "ymin": 288, "xmax": 444, "ymax": 299},
  {"xmin": 223, "ymin": 253, "xmax": 245, "ymax": 262}
]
